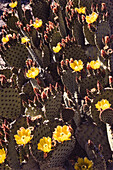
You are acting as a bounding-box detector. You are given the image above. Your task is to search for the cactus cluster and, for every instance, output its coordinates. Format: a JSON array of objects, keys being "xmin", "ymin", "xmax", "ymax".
[{"xmin": 0, "ymin": 0, "xmax": 113, "ymax": 169}]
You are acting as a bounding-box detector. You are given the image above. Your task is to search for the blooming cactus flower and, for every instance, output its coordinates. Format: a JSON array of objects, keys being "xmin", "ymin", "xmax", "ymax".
[
  {"xmin": 37, "ymin": 137, "xmax": 52, "ymax": 153},
  {"xmin": 95, "ymin": 99, "xmax": 111, "ymax": 111},
  {"xmin": 32, "ymin": 19, "xmax": 43, "ymax": 29},
  {"xmin": 88, "ymin": 60, "xmax": 101, "ymax": 70},
  {"xmin": 53, "ymin": 125, "xmax": 71, "ymax": 143},
  {"xmin": 0, "ymin": 148, "xmax": 6, "ymax": 164},
  {"xmin": 9, "ymin": 1, "xmax": 18, "ymax": 8},
  {"xmin": 70, "ymin": 59, "xmax": 84, "ymax": 72},
  {"xmin": 14, "ymin": 127, "xmax": 33, "ymax": 146},
  {"xmin": 75, "ymin": 7, "xmax": 86, "ymax": 14},
  {"xmin": 74, "ymin": 157, "xmax": 93, "ymax": 170},
  {"xmin": 86, "ymin": 12, "xmax": 98, "ymax": 23},
  {"xmin": 53, "ymin": 43, "xmax": 62, "ymax": 53},
  {"xmin": 2, "ymin": 34, "xmax": 12, "ymax": 44},
  {"xmin": 21, "ymin": 37, "xmax": 30, "ymax": 44},
  {"xmin": 26, "ymin": 67, "xmax": 39, "ymax": 79}
]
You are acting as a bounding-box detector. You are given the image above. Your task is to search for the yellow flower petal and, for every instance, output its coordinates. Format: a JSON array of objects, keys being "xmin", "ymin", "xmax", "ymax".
[
  {"xmin": 53, "ymin": 125, "xmax": 71, "ymax": 143},
  {"xmin": 21, "ymin": 37, "xmax": 30, "ymax": 44},
  {"xmin": 14, "ymin": 127, "xmax": 33, "ymax": 146},
  {"xmin": 32, "ymin": 19, "xmax": 43, "ymax": 28},
  {"xmin": 37, "ymin": 137, "xmax": 52, "ymax": 153},
  {"xmin": 86, "ymin": 12, "xmax": 98, "ymax": 24},
  {"xmin": 70, "ymin": 60, "xmax": 83, "ymax": 72},
  {"xmin": 2, "ymin": 34, "xmax": 12, "ymax": 44},
  {"xmin": 75, "ymin": 7, "xmax": 86, "ymax": 14},
  {"xmin": 95, "ymin": 99, "xmax": 111, "ymax": 111},
  {"xmin": 89, "ymin": 60, "xmax": 101, "ymax": 69},
  {"xmin": 0, "ymin": 148, "xmax": 6, "ymax": 164},
  {"xmin": 53, "ymin": 43, "xmax": 62, "ymax": 53},
  {"xmin": 9, "ymin": 1, "xmax": 17, "ymax": 8},
  {"xmin": 74, "ymin": 157, "xmax": 93, "ymax": 170},
  {"xmin": 26, "ymin": 67, "xmax": 39, "ymax": 79}
]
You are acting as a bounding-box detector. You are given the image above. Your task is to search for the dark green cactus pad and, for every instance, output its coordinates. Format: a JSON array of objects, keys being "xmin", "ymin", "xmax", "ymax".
[
  {"xmin": 85, "ymin": 141, "xmax": 107, "ymax": 170},
  {"xmin": 30, "ymin": 123, "xmax": 51, "ymax": 162},
  {"xmin": 61, "ymin": 69, "xmax": 77, "ymax": 96},
  {"xmin": 93, "ymin": 0, "xmax": 113, "ymax": 32},
  {"xmin": 85, "ymin": 45, "xmax": 99, "ymax": 60},
  {"xmin": 95, "ymin": 21, "xmax": 111, "ymax": 50},
  {"xmin": 22, "ymin": 155, "xmax": 39, "ymax": 170},
  {"xmin": 39, "ymin": 163, "xmax": 65, "ymax": 170},
  {"xmin": 79, "ymin": 75, "xmax": 104, "ymax": 97},
  {"xmin": 50, "ymin": 31, "xmax": 61, "ymax": 48},
  {"xmin": 45, "ymin": 92, "xmax": 62, "ymax": 121},
  {"xmin": 58, "ymin": 0, "xmax": 67, "ymax": 9},
  {"xmin": 8, "ymin": 117, "xmax": 27, "ymax": 169},
  {"xmin": 0, "ymin": 87, "xmax": 21, "ymax": 119},
  {"xmin": 100, "ymin": 108, "xmax": 113, "ymax": 125},
  {"xmin": 0, "ymin": 67, "xmax": 12, "ymax": 79},
  {"xmin": 21, "ymin": 81, "xmax": 35, "ymax": 101},
  {"xmin": 8, "ymin": 134, "xmax": 21, "ymax": 170},
  {"xmin": 48, "ymin": 137, "xmax": 76, "ymax": 167},
  {"xmin": 63, "ymin": 44, "xmax": 87, "ymax": 65},
  {"xmin": 11, "ymin": 116, "xmax": 27, "ymax": 135},
  {"xmin": 17, "ymin": 69, "xmax": 27, "ymax": 89},
  {"xmin": 106, "ymin": 124, "xmax": 113, "ymax": 152},
  {"xmin": 91, "ymin": 88, "xmax": 113, "ymax": 125},
  {"xmin": 61, "ymin": 108, "xmax": 75, "ymax": 122},
  {"xmin": 7, "ymin": 15, "xmax": 19, "ymax": 31},
  {"xmin": 83, "ymin": 24, "xmax": 95, "ymax": 46},
  {"xmin": 30, "ymin": 0, "xmax": 49, "ymax": 23},
  {"xmin": 73, "ymin": 19, "xmax": 85, "ymax": 46},
  {"xmin": 48, "ymin": 118, "xmax": 63, "ymax": 132},
  {"xmin": 1, "ymin": 43, "xmax": 28, "ymax": 69},
  {"xmin": 75, "ymin": 122, "xmax": 112, "ymax": 161},
  {"xmin": 42, "ymin": 44, "xmax": 51, "ymax": 68},
  {"xmin": 79, "ymin": 0, "xmax": 93, "ymax": 12}
]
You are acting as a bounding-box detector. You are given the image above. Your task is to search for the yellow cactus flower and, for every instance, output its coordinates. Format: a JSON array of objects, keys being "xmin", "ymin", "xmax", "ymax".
[
  {"xmin": 75, "ymin": 7, "xmax": 86, "ymax": 14},
  {"xmin": 2, "ymin": 34, "xmax": 12, "ymax": 44},
  {"xmin": 95, "ymin": 99, "xmax": 111, "ymax": 111},
  {"xmin": 53, "ymin": 43, "xmax": 62, "ymax": 53},
  {"xmin": 70, "ymin": 60, "xmax": 83, "ymax": 72},
  {"xmin": 32, "ymin": 19, "xmax": 43, "ymax": 29},
  {"xmin": 86, "ymin": 12, "xmax": 98, "ymax": 23},
  {"xmin": 53, "ymin": 125, "xmax": 71, "ymax": 143},
  {"xmin": 88, "ymin": 60, "xmax": 101, "ymax": 70},
  {"xmin": 38, "ymin": 137, "xmax": 52, "ymax": 153},
  {"xmin": 0, "ymin": 148, "xmax": 6, "ymax": 164},
  {"xmin": 9, "ymin": 1, "xmax": 17, "ymax": 8},
  {"xmin": 74, "ymin": 157, "xmax": 93, "ymax": 170},
  {"xmin": 14, "ymin": 127, "xmax": 33, "ymax": 146},
  {"xmin": 26, "ymin": 67, "xmax": 39, "ymax": 79},
  {"xmin": 21, "ymin": 37, "xmax": 30, "ymax": 44}
]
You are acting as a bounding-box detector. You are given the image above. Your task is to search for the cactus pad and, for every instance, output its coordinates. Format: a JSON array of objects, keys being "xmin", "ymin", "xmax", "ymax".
[
  {"xmin": 1, "ymin": 43, "xmax": 28, "ymax": 69},
  {"xmin": 48, "ymin": 137, "xmax": 76, "ymax": 167},
  {"xmin": 30, "ymin": 123, "xmax": 51, "ymax": 162},
  {"xmin": 100, "ymin": 108, "xmax": 113, "ymax": 125},
  {"xmin": 75, "ymin": 122, "xmax": 112, "ymax": 161},
  {"xmin": 91, "ymin": 88, "xmax": 113, "ymax": 125},
  {"xmin": 0, "ymin": 87, "xmax": 21, "ymax": 119},
  {"xmin": 95, "ymin": 21, "xmax": 111, "ymax": 50}
]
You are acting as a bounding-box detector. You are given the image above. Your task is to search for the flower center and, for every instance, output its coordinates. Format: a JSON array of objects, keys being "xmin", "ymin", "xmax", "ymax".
[
  {"xmin": 43, "ymin": 144, "xmax": 48, "ymax": 148},
  {"xmin": 22, "ymin": 136, "xmax": 26, "ymax": 140},
  {"xmin": 81, "ymin": 165, "xmax": 87, "ymax": 170},
  {"xmin": 60, "ymin": 132, "xmax": 65, "ymax": 136}
]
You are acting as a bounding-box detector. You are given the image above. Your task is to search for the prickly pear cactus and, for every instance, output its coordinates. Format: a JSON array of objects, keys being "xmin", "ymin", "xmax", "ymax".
[
  {"xmin": 75, "ymin": 122, "xmax": 112, "ymax": 161},
  {"xmin": 0, "ymin": 0, "xmax": 113, "ymax": 169},
  {"xmin": 0, "ymin": 87, "xmax": 22, "ymax": 120}
]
